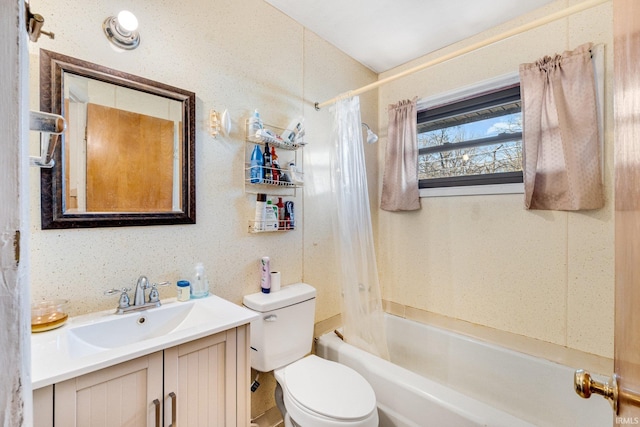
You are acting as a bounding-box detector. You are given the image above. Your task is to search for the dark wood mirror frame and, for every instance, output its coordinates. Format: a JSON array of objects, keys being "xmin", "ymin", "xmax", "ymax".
[{"xmin": 39, "ymin": 49, "xmax": 196, "ymax": 229}]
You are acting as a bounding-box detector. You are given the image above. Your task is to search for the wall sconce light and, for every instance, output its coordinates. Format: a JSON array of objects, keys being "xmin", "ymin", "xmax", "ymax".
[{"xmin": 103, "ymin": 10, "xmax": 140, "ymax": 50}]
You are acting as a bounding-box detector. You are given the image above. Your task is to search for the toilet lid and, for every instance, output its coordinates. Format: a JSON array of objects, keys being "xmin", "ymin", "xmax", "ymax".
[{"xmin": 281, "ymin": 355, "xmax": 376, "ymax": 420}]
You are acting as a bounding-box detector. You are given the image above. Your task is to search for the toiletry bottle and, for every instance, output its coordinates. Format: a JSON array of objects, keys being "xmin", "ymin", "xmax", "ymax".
[
  {"xmin": 261, "ymin": 256, "xmax": 271, "ymax": 293},
  {"xmin": 276, "ymin": 197, "xmax": 285, "ymax": 230},
  {"xmin": 270, "ymin": 146, "xmax": 280, "ymax": 183},
  {"xmin": 263, "ymin": 143, "xmax": 272, "ymax": 181},
  {"xmin": 177, "ymin": 280, "xmax": 190, "ymax": 302},
  {"xmin": 280, "ymin": 168, "xmax": 291, "ymax": 183},
  {"xmin": 271, "ymin": 199, "xmax": 279, "ymax": 230},
  {"xmin": 281, "ymin": 116, "xmax": 305, "ymax": 145},
  {"xmin": 284, "ymin": 201, "xmax": 294, "ymax": 230},
  {"xmin": 265, "ymin": 199, "xmax": 278, "ymax": 231},
  {"xmin": 250, "ymin": 144, "xmax": 264, "ymax": 183},
  {"xmin": 288, "ymin": 161, "xmax": 304, "ymax": 185},
  {"xmin": 191, "ymin": 262, "xmax": 210, "ymax": 298},
  {"xmin": 254, "ymin": 193, "xmax": 267, "ymax": 231},
  {"xmin": 248, "ymin": 109, "xmax": 263, "ymax": 137}
]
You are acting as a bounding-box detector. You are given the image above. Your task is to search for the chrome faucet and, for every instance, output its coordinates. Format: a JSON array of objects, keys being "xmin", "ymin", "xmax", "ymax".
[
  {"xmin": 134, "ymin": 275, "xmax": 150, "ymax": 306},
  {"xmin": 105, "ymin": 276, "xmax": 170, "ymax": 314}
]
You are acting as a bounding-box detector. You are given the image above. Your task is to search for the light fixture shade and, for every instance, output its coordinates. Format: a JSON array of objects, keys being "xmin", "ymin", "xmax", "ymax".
[
  {"xmin": 117, "ymin": 10, "xmax": 138, "ymax": 32},
  {"xmin": 103, "ymin": 11, "xmax": 140, "ymax": 50}
]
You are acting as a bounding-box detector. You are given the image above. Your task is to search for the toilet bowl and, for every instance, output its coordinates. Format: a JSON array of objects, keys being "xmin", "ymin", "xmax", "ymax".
[
  {"xmin": 243, "ymin": 283, "xmax": 378, "ymax": 427},
  {"xmin": 275, "ymin": 355, "xmax": 378, "ymax": 427}
]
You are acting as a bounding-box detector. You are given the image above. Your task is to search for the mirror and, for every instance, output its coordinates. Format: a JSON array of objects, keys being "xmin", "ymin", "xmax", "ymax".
[{"xmin": 39, "ymin": 49, "xmax": 196, "ymax": 228}]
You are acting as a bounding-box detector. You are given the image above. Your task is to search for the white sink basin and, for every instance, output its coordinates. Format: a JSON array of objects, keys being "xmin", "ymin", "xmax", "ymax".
[
  {"xmin": 68, "ymin": 301, "xmax": 204, "ymax": 353},
  {"xmin": 31, "ymin": 295, "xmax": 258, "ymax": 389}
]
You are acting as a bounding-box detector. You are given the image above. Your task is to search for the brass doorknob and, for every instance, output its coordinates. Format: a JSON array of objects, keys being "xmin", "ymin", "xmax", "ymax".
[{"xmin": 574, "ymin": 369, "xmax": 618, "ymax": 414}]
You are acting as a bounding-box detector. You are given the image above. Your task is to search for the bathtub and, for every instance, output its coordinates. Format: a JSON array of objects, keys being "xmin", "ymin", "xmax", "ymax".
[{"xmin": 316, "ymin": 314, "xmax": 611, "ymax": 427}]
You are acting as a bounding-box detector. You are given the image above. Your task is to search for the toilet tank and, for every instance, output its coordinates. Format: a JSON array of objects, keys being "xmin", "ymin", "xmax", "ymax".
[{"xmin": 243, "ymin": 283, "xmax": 316, "ymax": 372}]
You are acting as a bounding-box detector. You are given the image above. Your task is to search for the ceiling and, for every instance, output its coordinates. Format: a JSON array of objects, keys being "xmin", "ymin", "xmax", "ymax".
[{"xmin": 264, "ymin": 0, "xmax": 555, "ymax": 73}]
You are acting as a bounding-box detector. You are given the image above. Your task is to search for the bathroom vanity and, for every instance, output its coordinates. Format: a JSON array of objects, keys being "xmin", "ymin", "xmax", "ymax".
[{"xmin": 31, "ymin": 296, "xmax": 257, "ymax": 426}]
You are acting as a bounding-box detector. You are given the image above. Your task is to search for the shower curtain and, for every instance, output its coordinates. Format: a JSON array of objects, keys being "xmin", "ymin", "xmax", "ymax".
[{"xmin": 329, "ymin": 96, "xmax": 389, "ymax": 360}]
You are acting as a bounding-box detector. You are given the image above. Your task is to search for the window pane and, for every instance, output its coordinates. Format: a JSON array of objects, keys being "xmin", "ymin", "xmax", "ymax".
[
  {"xmin": 418, "ymin": 140, "xmax": 522, "ymax": 179},
  {"xmin": 418, "ymin": 108, "xmax": 522, "ymax": 180},
  {"xmin": 417, "ymin": 101, "xmax": 521, "ymax": 137},
  {"xmin": 418, "ymin": 111, "xmax": 522, "ymax": 149}
]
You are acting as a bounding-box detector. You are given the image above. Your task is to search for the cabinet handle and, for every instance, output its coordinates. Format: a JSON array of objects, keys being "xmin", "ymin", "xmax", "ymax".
[
  {"xmin": 169, "ymin": 391, "xmax": 177, "ymax": 427},
  {"xmin": 152, "ymin": 399, "xmax": 160, "ymax": 427}
]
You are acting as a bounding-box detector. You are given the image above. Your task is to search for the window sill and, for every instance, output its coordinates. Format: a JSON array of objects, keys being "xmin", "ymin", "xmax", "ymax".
[{"xmin": 420, "ymin": 183, "xmax": 524, "ymax": 198}]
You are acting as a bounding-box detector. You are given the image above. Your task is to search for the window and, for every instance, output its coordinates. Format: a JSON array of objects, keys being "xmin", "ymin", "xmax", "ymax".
[{"xmin": 417, "ymin": 85, "xmax": 523, "ymax": 189}]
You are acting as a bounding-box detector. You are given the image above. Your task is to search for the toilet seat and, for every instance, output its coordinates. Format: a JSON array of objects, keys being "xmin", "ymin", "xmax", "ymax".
[{"xmin": 275, "ymin": 355, "xmax": 378, "ymax": 427}]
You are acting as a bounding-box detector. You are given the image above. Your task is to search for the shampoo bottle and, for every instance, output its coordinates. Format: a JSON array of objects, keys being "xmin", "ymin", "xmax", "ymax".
[
  {"xmin": 261, "ymin": 256, "xmax": 271, "ymax": 293},
  {"xmin": 254, "ymin": 193, "xmax": 267, "ymax": 232},
  {"xmin": 250, "ymin": 144, "xmax": 263, "ymax": 183},
  {"xmin": 263, "ymin": 143, "xmax": 272, "ymax": 181},
  {"xmin": 265, "ymin": 199, "xmax": 278, "ymax": 231},
  {"xmin": 270, "ymin": 146, "xmax": 280, "ymax": 183},
  {"xmin": 276, "ymin": 197, "xmax": 285, "ymax": 230},
  {"xmin": 248, "ymin": 109, "xmax": 263, "ymax": 137},
  {"xmin": 284, "ymin": 201, "xmax": 294, "ymax": 230}
]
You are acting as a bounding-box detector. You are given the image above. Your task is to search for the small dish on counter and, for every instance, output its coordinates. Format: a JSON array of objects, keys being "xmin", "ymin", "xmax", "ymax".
[{"xmin": 31, "ymin": 299, "xmax": 69, "ymax": 333}]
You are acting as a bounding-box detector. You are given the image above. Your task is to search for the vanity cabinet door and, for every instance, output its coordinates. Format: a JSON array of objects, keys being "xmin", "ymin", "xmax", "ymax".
[
  {"xmin": 163, "ymin": 329, "xmax": 238, "ymax": 427},
  {"xmin": 33, "ymin": 385, "xmax": 53, "ymax": 427},
  {"xmin": 54, "ymin": 352, "xmax": 163, "ymax": 427}
]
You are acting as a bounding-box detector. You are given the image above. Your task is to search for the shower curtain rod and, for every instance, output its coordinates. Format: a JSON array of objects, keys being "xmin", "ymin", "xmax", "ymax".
[{"xmin": 314, "ymin": 0, "xmax": 609, "ymax": 111}]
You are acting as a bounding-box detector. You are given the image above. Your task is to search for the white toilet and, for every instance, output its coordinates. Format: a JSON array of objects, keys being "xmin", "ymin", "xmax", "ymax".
[{"xmin": 243, "ymin": 283, "xmax": 378, "ymax": 427}]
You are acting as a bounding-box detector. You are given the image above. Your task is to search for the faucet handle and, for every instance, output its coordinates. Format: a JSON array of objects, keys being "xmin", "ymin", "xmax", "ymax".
[
  {"xmin": 148, "ymin": 281, "xmax": 170, "ymax": 303},
  {"xmin": 153, "ymin": 281, "xmax": 171, "ymax": 288},
  {"xmin": 104, "ymin": 287, "xmax": 131, "ymax": 296},
  {"xmin": 104, "ymin": 287, "xmax": 132, "ymax": 309}
]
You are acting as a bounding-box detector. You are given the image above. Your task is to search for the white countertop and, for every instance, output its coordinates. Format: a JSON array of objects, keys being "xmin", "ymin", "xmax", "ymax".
[{"xmin": 31, "ymin": 295, "xmax": 258, "ymax": 389}]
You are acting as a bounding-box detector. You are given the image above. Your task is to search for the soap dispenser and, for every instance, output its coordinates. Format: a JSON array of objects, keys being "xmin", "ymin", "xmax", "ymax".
[{"xmin": 191, "ymin": 262, "xmax": 210, "ymax": 299}]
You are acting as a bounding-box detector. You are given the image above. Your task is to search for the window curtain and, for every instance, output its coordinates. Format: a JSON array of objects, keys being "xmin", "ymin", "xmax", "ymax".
[
  {"xmin": 519, "ymin": 43, "xmax": 604, "ymax": 210},
  {"xmin": 381, "ymin": 97, "xmax": 421, "ymax": 211}
]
